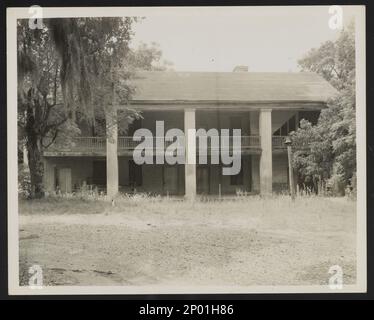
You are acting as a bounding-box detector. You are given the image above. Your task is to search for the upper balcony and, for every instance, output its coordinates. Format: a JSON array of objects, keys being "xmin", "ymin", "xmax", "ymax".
[{"xmin": 43, "ymin": 135, "xmax": 289, "ymax": 156}]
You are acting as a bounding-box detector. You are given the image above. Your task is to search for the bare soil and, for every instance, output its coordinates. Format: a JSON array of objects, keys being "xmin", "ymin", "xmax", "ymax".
[{"xmin": 19, "ymin": 196, "xmax": 356, "ymax": 286}]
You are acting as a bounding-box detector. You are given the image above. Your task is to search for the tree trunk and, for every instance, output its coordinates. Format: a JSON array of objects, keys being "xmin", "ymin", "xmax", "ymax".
[
  {"xmin": 27, "ymin": 141, "xmax": 44, "ymax": 198},
  {"xmin": 26, "ymin": 105, "xmax": 45, "ymax": 199}
]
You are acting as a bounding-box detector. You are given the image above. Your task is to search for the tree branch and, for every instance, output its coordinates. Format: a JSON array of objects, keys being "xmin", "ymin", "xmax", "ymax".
[
  {"xmin": 52, "ymin": 63, "xmax": 58, "ymax": 106},
  {"xmin": 43, "ymin": 116, "xmax": 67, "ymax": 136},
  {"xmin": 42, "ymin": 128, "xmax": 59, "ymax": 149}
]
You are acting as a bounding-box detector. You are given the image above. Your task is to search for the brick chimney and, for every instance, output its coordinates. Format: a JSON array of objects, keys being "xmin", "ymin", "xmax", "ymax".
[{"xmin": 233, "ymin": 65, "xmax": 248, "ymax": 72}]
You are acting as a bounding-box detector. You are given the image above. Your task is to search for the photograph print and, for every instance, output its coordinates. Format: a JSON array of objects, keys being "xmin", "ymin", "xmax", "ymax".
[{"xmin": 7, "ymin": 5, "xmax": 366, "ymax": 294}]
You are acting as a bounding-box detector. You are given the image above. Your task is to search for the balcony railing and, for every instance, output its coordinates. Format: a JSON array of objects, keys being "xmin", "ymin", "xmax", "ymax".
[
  {"xmin": 44, "ymin": 135, "xmax": 292, "ymax": 152},
  {"xmin": 272, "ymin": 136, "xmax": 309, "ymax": 150},
  {"xmin": 272, "ymin": 136, "xmax": 286, "ymax": 149},
  {"xmin": 73, "ymin": 137, "xmax": 106, "ymax": 150}
]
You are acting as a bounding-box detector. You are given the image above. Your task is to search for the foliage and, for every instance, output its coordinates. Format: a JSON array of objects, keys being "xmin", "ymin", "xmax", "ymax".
[
  {"xmin": 17, "ymin": 18, "xmax": 138, "ymax": 197},
  {"xmin": 18, "ymin": 164, "xmax": 31, "ymax": 199},
  {"xmin": 18, "ymin": 17, "xmax": 171, "ymax": 197},
  {"xmin": 298, "ymin": 24, "xmax": 355, "ymax": 91},
  {"xmin": 17, "ymin": 21, "xmax": 66, "ymax": 142},
  {"xmin": 127, "ymin": 42, "xmax": 174, "ymax": 71},
  {"xmin": 291, "ymin": 120, "xmax": 334, "ymax": 179},
  {"xmin": 47, "ymin": 17, "xmax": 139, "ymax": 128},
  {"xmin": 17, "ymin": 20, "xmax": 68, "ymax": 197},
  {"xmin": 293, "ymin": 23, "xmax": 356, "ymax": 194}
]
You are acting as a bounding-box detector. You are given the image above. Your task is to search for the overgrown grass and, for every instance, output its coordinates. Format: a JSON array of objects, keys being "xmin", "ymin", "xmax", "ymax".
[
  {"xmin": 19, "ymin": 193, "xmax": 357, "ymax": 286},
  {"xmin": 19, "ymin": 193, "xmax": 356, "ymax": 224}
]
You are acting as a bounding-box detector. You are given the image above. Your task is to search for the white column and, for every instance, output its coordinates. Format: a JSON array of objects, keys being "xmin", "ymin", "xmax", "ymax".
[
  {"xmin": 43, "ymin": 158, "xmax": 55, "ymax": 193},
  {"xmin": 184, "ymin": 108, "xmax": 196, "ymax": 199},
  {"xmin": 106, "ymin": 106, "xmax": 119, "ymax": 198},
  {"xmin": 259, "ymin": 109, "xmax": 272, "ymax": 195},
  {"xmin": 23, "ymin": 143, "xmax": 28, "ymax": 167}
]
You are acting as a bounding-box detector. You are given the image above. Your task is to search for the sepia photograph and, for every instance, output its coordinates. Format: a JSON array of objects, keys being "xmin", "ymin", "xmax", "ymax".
[{"xmin": 6, "ymin": 5, "xmax": 366, "ymax": 295}]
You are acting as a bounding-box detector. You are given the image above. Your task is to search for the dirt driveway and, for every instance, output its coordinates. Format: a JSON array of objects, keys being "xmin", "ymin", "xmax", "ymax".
[{"xmin": 19, "ymin": 196, "xmax": 356, "ymax": 287}]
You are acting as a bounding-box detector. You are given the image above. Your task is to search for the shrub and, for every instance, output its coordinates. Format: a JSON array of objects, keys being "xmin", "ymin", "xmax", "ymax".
[
  {"xmin": 328, "ymin": 173, "xmax": 346, "ymax": 196},
  {"xmin": 18, "ymin": 164, "xmax": 31, "ymax": 199}
]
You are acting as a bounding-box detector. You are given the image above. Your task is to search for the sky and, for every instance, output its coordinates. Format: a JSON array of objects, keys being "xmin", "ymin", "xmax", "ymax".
[{"xmin": 130, "ymin": 6, "xmax": 357, "ymax": 72}]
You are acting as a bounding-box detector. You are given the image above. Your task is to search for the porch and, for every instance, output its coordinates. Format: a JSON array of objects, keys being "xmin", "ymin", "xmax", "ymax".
[
  {"xmin": 43, "ymin": 109, "xmax": 319, "ymax": 197},
  {"xmin": 43, "ymin": 153, "xmax": 290, "ymax": 196}
]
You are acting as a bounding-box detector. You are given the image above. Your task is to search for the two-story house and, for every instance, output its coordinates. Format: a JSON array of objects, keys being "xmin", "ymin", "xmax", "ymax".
[{"xmin": 42, "ymin": 68, "xmax": 337, "ymax": 198}]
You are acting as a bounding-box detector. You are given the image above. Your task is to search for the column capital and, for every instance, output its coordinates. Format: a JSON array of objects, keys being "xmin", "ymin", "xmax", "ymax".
[
  {"xmin": 260, "ymin": 108, "xmax": 272, "ymax": 113},
  {"xmin": 184, "ymin": 107, "xmax": 196, "ymax": 112}
]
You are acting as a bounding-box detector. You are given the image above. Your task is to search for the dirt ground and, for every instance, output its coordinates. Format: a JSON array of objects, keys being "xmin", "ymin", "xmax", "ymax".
[{"xmin": 19, "ymin": 196, "xmax": 356, "ymax": 287}]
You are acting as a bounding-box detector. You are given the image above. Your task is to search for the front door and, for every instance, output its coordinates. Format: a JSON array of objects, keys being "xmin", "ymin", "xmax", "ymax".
[
  {"xmin": 163, "ymin": 166, "xmax": 178, "ymax": 195},
  {"xmin": 58, "ymin": 168, "xmax": 72, "ymax": 193}
]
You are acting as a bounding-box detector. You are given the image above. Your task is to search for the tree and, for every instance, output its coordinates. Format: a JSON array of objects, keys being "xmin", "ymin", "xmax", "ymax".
[
  {"xmin": 18, "ymin": 17, "xmax": 170, "ymax": 198},
  {"xmin": 298, "ymin": 26, "xmax": 355, "ymax": 91},
  {"xmin": 292, "ymin": 23, "xmax": 356, "ymax": 194},
  {"xmin": 18, "ymin": 17, "xmax": 137, "ymax": 198},
  {"xmin": 127, "ymin": 42, "xmax": 174, "ymax": 71},
  {"xmin": 17, "ymin": 20, "xmax": 72, "ymax": 198},
  {"xmin": 290, "ymin": 119, "xmax": 334, "ymax": 186}
]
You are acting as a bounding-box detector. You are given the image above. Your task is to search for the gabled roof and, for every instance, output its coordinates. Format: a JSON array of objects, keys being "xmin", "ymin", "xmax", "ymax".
[{"xmin": 130, "ymin": 71, "xmax": 337, "ymax": 103}]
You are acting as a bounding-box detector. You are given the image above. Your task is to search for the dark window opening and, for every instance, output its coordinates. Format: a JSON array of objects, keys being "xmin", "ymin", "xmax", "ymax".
[
  {"xmin": 92, "ymin": 160, "xmax": 106, "ymax": 185},
  {"xmin": 54, "ymin": 166, "xmax": 59, "ymax": 189}
]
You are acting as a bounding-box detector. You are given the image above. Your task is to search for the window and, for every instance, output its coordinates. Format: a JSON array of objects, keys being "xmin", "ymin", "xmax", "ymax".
[{"xmin": 129, "ymin": 160, "xmax": 142, "ymax": 187}]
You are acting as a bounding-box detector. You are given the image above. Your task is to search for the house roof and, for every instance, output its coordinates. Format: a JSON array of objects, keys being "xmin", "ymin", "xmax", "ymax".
[{"xmin": 130, "ymin": 71, "xmax": 337, "ymax": 104}]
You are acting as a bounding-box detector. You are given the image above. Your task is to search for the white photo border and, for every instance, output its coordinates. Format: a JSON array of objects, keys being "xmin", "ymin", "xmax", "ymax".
[{"xmin": 6, "ymin": 5, "xmax": 367, "ymax": 295}]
